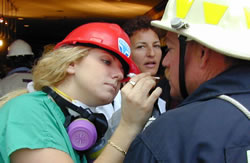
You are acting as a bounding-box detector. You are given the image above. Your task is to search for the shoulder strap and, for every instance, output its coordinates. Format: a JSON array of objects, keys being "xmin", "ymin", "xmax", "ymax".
[{"xmin": 217, "ymin": 95, "xmax": 250, "ymax": 119}]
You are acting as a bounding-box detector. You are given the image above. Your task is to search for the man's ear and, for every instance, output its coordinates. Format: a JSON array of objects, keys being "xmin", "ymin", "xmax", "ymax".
[
  {"xmin": 66, "ymin": 62, "xmax": 76, "ymax": 74},
  {"xmin": 199, "ymin": 46, "xmax": 210, "ymax": 68}
]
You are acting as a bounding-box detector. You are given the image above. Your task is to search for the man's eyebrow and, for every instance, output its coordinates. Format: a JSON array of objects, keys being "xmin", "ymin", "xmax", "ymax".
[{"xmin": 165, "ymin": 37, "xmax": 175, "ymax": 46}]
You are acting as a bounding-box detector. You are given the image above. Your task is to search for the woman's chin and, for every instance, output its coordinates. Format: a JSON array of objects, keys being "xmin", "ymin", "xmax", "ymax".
[
  {"xmin": 143, "ymin": 69, "xmax": 157, "ymax": 76},
  {"xmin": 97, "ymin": 94, "xmax": 115, "ymax": 105}
]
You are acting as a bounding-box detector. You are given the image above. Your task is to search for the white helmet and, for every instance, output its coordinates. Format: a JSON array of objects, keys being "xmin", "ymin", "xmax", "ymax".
[
  {"xmin": 7, "ymin": 39, "xmax": 34, "ymax": 57},
  {"xmin": 151, "ymin": 0, "xmax": 250, "ymax": 60}
]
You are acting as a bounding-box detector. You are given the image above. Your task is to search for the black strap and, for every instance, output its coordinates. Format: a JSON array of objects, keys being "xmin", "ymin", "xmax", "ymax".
[
  {"xmin": 42, "ymin": 86, "xmax": 92, "ymax": 117},
  {"xmin": 42, "ymin": 86, "xmax": 108, "ymax": 138},
  {"xmin": 42, "ymin": 86, "xmax": 73, "ymax": 127},
  {"xmin": 42, "ymin": 86, "xmax": 71, "ymax": 116},
  {"xmin": 178, "ymin": 35, "xmax": 189, "ymax": 99}
]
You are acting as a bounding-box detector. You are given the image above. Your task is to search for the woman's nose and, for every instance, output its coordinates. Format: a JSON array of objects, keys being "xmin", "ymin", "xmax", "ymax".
[
  {"xmin": 112, "ymin": 67, "xmax": 124, "ymax": 81},
  {"xmin": 147, "ymin": 46, "xmax": 155, "ymax": 57}
]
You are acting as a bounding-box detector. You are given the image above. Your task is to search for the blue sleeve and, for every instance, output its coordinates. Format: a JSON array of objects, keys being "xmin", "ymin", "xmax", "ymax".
[{"xmin": 124, "ymin": 136, "xmax": 158, "ymax": 163}]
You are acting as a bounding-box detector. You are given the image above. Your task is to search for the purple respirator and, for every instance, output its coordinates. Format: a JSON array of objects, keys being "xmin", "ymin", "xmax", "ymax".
[{"xmin": 67, "ymin": 118, "xmax": 98, "ymax": 151}]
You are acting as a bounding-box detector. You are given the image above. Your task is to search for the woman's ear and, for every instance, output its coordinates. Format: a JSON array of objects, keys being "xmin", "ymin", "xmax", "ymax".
[{"xmin": 66, "ymin": 62, "xmax": 76, "ymax": 74}]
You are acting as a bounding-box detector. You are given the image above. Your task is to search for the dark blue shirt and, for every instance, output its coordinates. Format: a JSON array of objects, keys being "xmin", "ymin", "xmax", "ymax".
[{"xmin": 124, "ymin": 65, "xmax": 250, "ymax": 163}]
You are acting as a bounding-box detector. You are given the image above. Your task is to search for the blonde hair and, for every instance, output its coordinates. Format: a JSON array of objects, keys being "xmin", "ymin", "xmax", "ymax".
[
  {"xmin": 0, "ymin": 46, "xmax": 89, "ymax": 107},
  {"xmin": 33, "ymin": 46, "xmax": 89, "ymax": 90},
  {"xmin": 0, "ymin": 89, "xmax": 28, "ymax": 106}
]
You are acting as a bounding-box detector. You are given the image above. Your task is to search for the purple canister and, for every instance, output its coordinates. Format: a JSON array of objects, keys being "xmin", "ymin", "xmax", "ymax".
[{"xmin": 67, "ymin": 118, "xmax": 97, "ymax": 151}]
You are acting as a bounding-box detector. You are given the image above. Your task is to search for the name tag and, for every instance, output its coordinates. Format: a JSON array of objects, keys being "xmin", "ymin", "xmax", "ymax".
[{"xmin": 247, "ymin": 150, "xmax": 250, "ymax": 163}]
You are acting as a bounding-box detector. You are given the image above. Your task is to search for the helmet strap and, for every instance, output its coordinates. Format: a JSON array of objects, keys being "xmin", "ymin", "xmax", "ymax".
[{"xmin": 178, "ymin": 35, "xmax": 188, "ymax": 99}]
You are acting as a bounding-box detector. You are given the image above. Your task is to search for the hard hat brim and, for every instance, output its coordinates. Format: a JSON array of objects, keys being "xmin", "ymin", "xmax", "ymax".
[
  {"xmin": 55, "ymin": 41, "xmax": 140, "ymax": 82},
  {"xmin": 152, "ymin": 20, "xmax": 250, "ymax": 61}
]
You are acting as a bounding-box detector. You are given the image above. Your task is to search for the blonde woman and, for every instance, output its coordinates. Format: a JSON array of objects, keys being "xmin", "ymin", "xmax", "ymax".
[{"xmin": 0, "ymin": 22, "xmax": 161, "ymax": 163}]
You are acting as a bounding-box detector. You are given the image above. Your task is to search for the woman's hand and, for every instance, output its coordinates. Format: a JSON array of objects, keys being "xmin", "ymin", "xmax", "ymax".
[
  {"xmin": 95, "ymin": 73, "xmax": 162, "ymax": 163},
  {"xmin": 120, "ymin": 72, "xmax": 162, "ymax": 133}
]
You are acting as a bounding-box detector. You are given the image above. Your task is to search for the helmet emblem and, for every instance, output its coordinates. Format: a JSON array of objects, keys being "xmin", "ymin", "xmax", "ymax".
[{"xmin": 118, "ymin": 38, "xmax": 131, "ymax": 57}]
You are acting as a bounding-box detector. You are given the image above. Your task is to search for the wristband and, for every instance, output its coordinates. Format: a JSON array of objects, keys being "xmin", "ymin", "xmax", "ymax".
[{"xmin": 107, "ymin": 140, "xmax": 127, "ymax": 155}]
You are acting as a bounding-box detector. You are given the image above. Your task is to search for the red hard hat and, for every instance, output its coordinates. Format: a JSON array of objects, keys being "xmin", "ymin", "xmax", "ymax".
[{"xmin": 55, "ymin": 22, "xmax": 140, "ymax": 82}]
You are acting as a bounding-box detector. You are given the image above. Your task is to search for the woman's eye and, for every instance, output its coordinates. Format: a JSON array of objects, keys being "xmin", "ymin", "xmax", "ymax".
[
  {"xmin": 102, "ymin": 59, "xmax": 111, "ymax": 65},
  {"xmin": 154, "ymin": 44, "xmax": 161, "ymax": 48},
  {"xmin": 136, "ymin": 45, "xmax": 145, "ymax": 49}
]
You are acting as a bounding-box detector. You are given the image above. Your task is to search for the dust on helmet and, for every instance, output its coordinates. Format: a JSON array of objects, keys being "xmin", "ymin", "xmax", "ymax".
[
  {"xmin": 7, "ymin": 39, "xmax": 34, "ymax": 57},
  {"xmin": 151, "ymin": 0, "xmax": 250, "ymax": 60},
  {"xmin": 55, "ymin": 22, "xmax": 140, "ymax": 81}
]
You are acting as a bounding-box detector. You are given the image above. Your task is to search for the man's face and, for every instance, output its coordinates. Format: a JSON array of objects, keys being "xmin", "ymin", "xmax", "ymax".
[
  {"xmin": 162, "ymin": 32, "xmax": 183, "ymax": 100},
  {"xmin": 162, "ymin": 32, "xmax": 205, "ymax": 100}
]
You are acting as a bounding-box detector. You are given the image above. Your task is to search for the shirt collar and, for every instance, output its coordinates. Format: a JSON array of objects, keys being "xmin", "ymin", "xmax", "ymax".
[{"xmin": 180, "ymin": 65, "xmax": 250, "ymax": 106}]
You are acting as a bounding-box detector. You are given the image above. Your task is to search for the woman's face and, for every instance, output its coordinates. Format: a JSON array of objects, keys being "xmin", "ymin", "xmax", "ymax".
[
  {"xmin": 67, "ymin": 48, "xmax": 124, "ymax": 106},
  {"xmin": 130, "ymin": 29, "xmax": 162, "ymax": 76}
]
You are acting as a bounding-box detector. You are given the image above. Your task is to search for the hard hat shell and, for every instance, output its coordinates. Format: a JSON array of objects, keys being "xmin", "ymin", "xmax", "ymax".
[
  {"xmin": 55, "ymin": 22, "xmax": 140, "ymax": 81},
  {"xmin": 151, "ymin": 0, "xmax": 250, "ymax": 60},
  {"xmin": 7, "ymin": 39, "xmax": 34, "ymax": 57}
]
